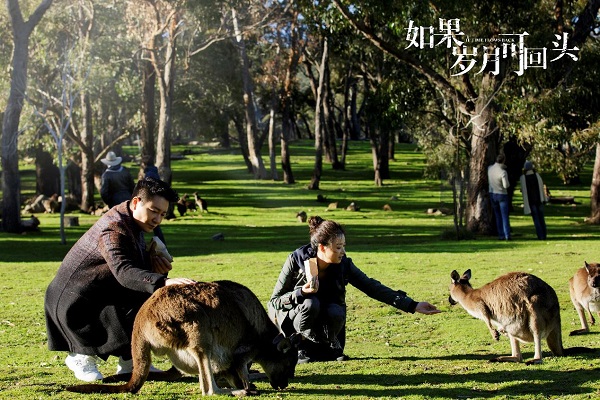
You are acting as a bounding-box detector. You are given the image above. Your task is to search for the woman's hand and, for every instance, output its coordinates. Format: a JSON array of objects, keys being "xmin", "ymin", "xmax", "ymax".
[
  {"xmin": 301, "ymin": 280, "xmax": 319, "ymax": 294},
  {"xmin": 151, "ymin": 255, "xmax": 173, "ymax": 274},
  {"xmin": 414, "ymin": 301, "xmax": 442, "ymax": 315},
  {"xmin": 165, "ymin": 277, "xmax": 197, "ymax": 286}
]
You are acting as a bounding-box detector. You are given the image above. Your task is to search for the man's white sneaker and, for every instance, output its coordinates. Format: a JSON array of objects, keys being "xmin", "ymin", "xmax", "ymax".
[
  {"xmin": 116, "ymin": 356, "xmax": 163, "ymax": 374},
  {"xmin": 65, "ymin": 353, "xmax": 103, "ymax": 382}
]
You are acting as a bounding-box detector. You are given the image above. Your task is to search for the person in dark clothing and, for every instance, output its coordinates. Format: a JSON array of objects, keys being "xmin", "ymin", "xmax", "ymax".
[
  {"xmin": 520, "ymin": 160, "xmax": 548, "ymax": 240},
  {"xmin": 100, "ymin": 151, "xmax": 135, "ymax": 208},
  {"xmin": 268, "ymin": 216, "xmax": 441, "ymax": 364},
  {"xmin": 44, "ymin": 177, "xmax": 195, "ymax": 382}
]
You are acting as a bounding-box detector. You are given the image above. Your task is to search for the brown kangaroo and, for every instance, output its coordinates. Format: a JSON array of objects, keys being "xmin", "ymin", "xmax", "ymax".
[
  {"xmin": 67, "ymin": 280, "xmax": 298, "ymax": 396},
  {"xmin": 449, "ymin": 269, "xmax": 592, "ymax": 364},
  {"xmin": 569, "ymin": 261, "xmax": 600, "ymax": 335}
]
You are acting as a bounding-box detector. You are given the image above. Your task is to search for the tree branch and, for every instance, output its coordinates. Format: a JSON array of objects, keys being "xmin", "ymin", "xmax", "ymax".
[{"xmin": 331, "ymin": 0, "xmax": 472, "ymax": 115}]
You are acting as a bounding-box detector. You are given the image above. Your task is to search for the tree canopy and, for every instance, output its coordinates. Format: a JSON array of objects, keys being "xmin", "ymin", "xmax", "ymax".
[{"xmin": 2, "ymin": 0, "xmax": 600, "ymax": 234}]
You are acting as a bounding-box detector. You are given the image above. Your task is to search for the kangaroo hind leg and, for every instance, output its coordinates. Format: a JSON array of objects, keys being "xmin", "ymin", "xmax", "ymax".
[
  {"xmin": 569, "ymin": 301, "xmax": 590, "ymax": 335},
  {"xmin": 189, "ymin": 348, "xmax": 228, "ymax": 396},
  {"xmin": 490, "ymin": 335, "xmax": 522, "ymax": 363}
]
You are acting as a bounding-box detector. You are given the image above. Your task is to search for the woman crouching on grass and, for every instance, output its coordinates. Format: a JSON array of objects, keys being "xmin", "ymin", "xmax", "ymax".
[{"xmin": 268, "ymin": 215, "xmax": 441, "ymax": 364}]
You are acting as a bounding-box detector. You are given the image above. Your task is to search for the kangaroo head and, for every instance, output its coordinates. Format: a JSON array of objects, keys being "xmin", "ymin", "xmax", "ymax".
[
  {"xmin": 584, "ymin": 261, "xmax": 600, "ymax": 288},
  {"xmin": 448, "ymin": 269, "xmax": 472, "ymax": 305},
  {"xmin": 266, "ymin": 333, "xmax": 299, "ymax": 390}
]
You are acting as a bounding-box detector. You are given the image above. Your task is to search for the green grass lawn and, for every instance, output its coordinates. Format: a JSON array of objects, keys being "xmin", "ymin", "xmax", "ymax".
[{"xmin": 1, "ymin": 141, "xmax": 599, "ymax": 399}]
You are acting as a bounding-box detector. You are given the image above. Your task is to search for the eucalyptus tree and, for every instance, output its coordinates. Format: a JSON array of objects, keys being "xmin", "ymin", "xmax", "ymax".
[
  {"xmin": 123, "ymin": 0, "xmax": 186, "ymax": 184},
  {"xmin": 330, "ymin": 0, "xmax": 600, "ymax": 235},
  {"xmin": 175, "ymin": 41, "xmax": 243, "ymax": 149},
  {"xmin": 26, "ymin": 0, "xmax": 139, "ymax": 212},
  {"xmin": 253, "ymin": 0, "xmax": 306, "ymax": 183},
  {"xmin": 231, "ymin": 5, "xmax": 267, "ymax": 179},
  {"xmin": 2, "ymin": 0, "xmax": 53, "ymax": 233}
]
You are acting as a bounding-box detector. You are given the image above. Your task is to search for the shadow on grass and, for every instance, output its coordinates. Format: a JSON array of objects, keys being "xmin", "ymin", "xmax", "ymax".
[
  {"xmin": 291, "ymin": 366, "xmax": 600, "ymax": 398},
  {"xmin": 2, "ymin": 218, "xmax": 600, "ymax": 263}
]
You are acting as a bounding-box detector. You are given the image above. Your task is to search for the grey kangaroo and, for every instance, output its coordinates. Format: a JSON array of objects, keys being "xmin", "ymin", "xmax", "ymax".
[
  {"xmin": 67, "ymin": 281, "xmax": 298, "ymax": 396},
  {"xmin": 449, "ymin": 269, "xmax": 592, "ymax": 364},
  {"xmin": 569, "ymin": 261, "xmax": 600, "ymax": 335}
]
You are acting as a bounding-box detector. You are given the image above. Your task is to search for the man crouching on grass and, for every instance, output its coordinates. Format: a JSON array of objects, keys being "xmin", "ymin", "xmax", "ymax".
[{"xmin": 44, "ymin": 177, "xmax": 195, "ymax": 381}]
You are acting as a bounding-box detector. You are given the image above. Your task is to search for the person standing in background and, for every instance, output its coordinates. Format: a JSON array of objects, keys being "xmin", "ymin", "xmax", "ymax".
[
  {"xmin": 100, "ymin": 151, "xmax": 134, "ymax": 208},
  {"xmin": 520, "ymin": 160, "xmax": 548, "ymax": 240},
  {"xmin": 488, "ymin": 153, "xmax": 511, "ymax": 240}
]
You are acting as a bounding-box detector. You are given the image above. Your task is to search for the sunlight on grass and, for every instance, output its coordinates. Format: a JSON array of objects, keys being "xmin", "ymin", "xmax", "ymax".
[{"xmin": 1, "ymin": 141, "xmax": 600, "ymax": 399}]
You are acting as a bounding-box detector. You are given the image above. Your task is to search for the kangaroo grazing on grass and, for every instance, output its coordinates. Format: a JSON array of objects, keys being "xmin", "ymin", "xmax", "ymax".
[
  {"xmin": 569, "ymin": 261, "xmax": 600, "ymax": 336},
  {"xmin": 449, "ymin": 269, "xmax": 592, "ymax": 365},
  {"xmin": 67, "ymin": 280, "xmax": 298, "ymax": 396}
]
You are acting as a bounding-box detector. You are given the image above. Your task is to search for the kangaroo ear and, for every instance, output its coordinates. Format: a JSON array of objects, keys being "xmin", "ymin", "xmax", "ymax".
[
  {"xmin": 462, "ymin": 269, "xmax": 472, "ymax": 280},
  {"xmin": 272, "ymin": 333, "xmax": 284, "ymax": 346},
  {"xmin": 451, "ymin": 270, "xmax": 460, "ymax": 283},
  {"xmin": 585, "ymin": 261, "xmax": 589, "ymax": 268},
  {"xmin": 289, "ymin": 333, "xmax": 302, "ymax": 347},
  {"xmin": 277, "ymin": 338, "xmax": 292, "ymax": 354}
]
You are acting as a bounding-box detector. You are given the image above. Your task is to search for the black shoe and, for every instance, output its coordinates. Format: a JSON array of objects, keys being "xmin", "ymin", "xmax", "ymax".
[{"xmin": 297, "ymin": 350, "xmax": 311, "ymax": 364}]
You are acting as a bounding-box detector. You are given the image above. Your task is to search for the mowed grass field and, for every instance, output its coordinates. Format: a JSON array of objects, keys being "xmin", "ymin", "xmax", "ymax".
[{"xmin": 1, "ymin": 140, "xmax": 599, "ymax": 399}]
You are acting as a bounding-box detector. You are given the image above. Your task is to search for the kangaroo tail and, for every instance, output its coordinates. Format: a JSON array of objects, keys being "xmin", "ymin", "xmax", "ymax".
[
  {"xmin": 563, "ymin": 346, "xmax": 596, "ymax": 356},
  {"xmin": 66, "ymin": 382, "xmax": 130, "ymax": 394},
  {"xmin": 66, "ymin": 319, "xmax": 152, "ymax": 394}
]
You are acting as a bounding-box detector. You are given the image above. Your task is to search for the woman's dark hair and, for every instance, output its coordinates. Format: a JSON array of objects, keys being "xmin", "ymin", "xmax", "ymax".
[
  {"xmin": 132, "ymin": 177, "xmax": 178, "ymax": 203},
  {"xmin": 308, "ymin": 216, "xmax": 345, "ymax": 250}
]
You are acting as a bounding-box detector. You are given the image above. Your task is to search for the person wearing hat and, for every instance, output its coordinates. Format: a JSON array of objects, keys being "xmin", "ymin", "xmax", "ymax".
[
  {"xmin": 100, "ymin": 151, "xmax": 135, "ymax": 208},
  {"xmin": 520, "ymin": 160, "xmax": 548, "ymax": 240}
]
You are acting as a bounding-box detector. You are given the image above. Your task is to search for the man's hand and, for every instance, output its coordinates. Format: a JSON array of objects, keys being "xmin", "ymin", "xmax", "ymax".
[
  {"xmin": 151, "ymin": 255, "xmax": 173, "ymax": 275},
  {"xmin": 414, "ymin": 301, "xmax": 442, "ymax": 315}
]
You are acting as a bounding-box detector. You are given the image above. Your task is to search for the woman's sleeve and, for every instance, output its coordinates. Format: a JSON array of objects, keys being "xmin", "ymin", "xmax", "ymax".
[
  {"xmin": 268, "ymin": 254, "xmax": 305, "ymax": 312},
  {"xmin": 347, "ymin": 259, "xmax": 418, "ymax": 313}
]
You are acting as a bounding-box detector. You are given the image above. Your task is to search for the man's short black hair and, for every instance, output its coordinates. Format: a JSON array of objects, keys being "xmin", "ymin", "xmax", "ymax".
[{"xmin": 132, "ymin": 177, "xmax": 179, "ymax": 203}]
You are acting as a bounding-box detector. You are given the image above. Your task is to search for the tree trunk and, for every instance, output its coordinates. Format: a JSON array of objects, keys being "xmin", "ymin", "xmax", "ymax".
[
  {"xmin": 465, "ymin": 75, "xmax": 500, "ymax": 235},
  {"xmin": 216, "ymin": 111, "xmax": 230, "ymax": 149},
  {"xmin": 2, "ymin": 0, "xmax": 53, "ymax": 233},
  {"xmin": 279, "ymin": 11, "xmax": 302, "ymax": 185},
  {"xmin": 233, "ymin": 114, "xmax": 253, "ymax": 172},
  {"xmin": 268, "ymin": 106, "xmax": 279, "ymax": 180},
  {"xmin": 368, "ymin": 116, "xmax": 389, "ymax": 186},
  {"xmin": 155, "ymin": 15, "xmax": 178, "ymax": 184},
  {"xmin": 308, "ymin": 37, "xmax": 329, "ymax": 190},
  {"xmin": 322, "ymin": 63, "xmax": 342, "ymax": 169},
  {"xmin": 379, "ymin": 127, "xmax": 390, "ymax": 181},
  {"xmin": 139, "ymin": 52, "xmax": 156, "ymax": 180},
  {"xmin": 232, "ymin": 7, "xmax": 266, "ymax": 179},
  {"xmin": 349, "ymin": 79, "xmax": 361, "ymax": 140},
  {"xmin": 80, "ymin": 93, "xmax": 94, "ymax": 212},
  {"xmin": 370, "ymin": 126, "xmax": 382, "ymax": 187},
  {"xmin": 588, "ymin": 143, "xmax": 600, "ymax": 223},
  {"xmin": 280, "ymin": 100, "xmax": 295, "ymax": 183}
]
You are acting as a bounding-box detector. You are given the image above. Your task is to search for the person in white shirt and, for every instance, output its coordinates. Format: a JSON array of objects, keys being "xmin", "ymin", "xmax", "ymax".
[{"xmin": 487, "ymin": 154, "xmax": 511, "ymax": 240}]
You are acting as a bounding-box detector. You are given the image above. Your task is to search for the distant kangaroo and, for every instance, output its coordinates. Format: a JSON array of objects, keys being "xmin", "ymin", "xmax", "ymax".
[
  {"xmin": 569, "ymin": 261, "xmax": 600, "ymax": 335},
  {"xmin": 194, "ymin": 192, "xmax": 208, "ymax": 213},
  {"xmin": 449, "ymin": 269, "xmax": 592, "ymax": 364}
]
